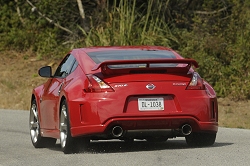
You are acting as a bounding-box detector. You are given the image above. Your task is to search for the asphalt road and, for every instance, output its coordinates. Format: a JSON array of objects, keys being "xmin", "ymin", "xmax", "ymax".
[{"xmin": 0, "ymin": 109, "xmax": 250, "ymax": 166}]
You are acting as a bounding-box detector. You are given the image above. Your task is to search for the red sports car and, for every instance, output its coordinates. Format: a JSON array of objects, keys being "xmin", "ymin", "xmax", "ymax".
[{"xmin": 29, "ymin": 46, "xmax": 218, "ymax": 154}]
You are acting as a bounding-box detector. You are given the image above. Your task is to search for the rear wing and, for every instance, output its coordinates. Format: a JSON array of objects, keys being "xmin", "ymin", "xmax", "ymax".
[{"xmin": 92, "ymin": 59, "xmax": 198, "ymax": 75}]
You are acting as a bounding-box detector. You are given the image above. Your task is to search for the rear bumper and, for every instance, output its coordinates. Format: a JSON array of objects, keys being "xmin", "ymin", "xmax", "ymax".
[{"xmin": 71, "ymin": 115, "xmax": 218, "ymax": 137}]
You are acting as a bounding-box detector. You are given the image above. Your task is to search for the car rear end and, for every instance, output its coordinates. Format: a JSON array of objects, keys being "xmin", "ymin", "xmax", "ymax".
[{"xmin": 70, "ymin": 47, "xmax": 218, "ymax": 144}]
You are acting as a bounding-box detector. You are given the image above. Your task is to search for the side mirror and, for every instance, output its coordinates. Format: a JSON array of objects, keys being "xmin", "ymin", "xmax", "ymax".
[{"xmin": 38, "ymin": 66, "xmax": 52, "ymax": 78}]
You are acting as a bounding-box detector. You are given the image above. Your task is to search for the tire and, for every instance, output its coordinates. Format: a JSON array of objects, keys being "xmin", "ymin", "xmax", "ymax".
[
  {"xmin": 29, "ymin": 99, "xmax": 56, "ymax": 148},
  {"xmin": 60, "ymin": 100, "xmax": 90, "ymax": 154},
  {"xmin": 146, "ymin": 137, "xmax": 168, "ymax": 143},
  {"xmin": 185, "ymin": 132, "xmax": 216, "ymax": 147}
]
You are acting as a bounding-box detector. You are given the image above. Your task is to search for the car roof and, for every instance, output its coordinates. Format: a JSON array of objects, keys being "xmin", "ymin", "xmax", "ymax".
[{"xmin": 79, "ymin": 46, "xmax": 173, "ymax": 52}]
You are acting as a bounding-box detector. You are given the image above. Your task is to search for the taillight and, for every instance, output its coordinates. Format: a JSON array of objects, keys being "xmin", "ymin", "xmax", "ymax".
[
  {"xmin": 186, "ymin": 72, "xmax": 205, "ymax": 90},
  {"xmin": 85, "ymin": 75, "xmax": 114, "ymax": 92}
]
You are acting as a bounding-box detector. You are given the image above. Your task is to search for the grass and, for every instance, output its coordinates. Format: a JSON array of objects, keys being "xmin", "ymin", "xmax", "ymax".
[
  {"xmin": 218, "ymin": 98, "xmax": 250, "ymax": 129},
  {"xmin": 0, "ymin": 51, "xmax": 49, "ymax": 110},
  {"xmin": 0, "ymin": 80, "xmax": 16, "ymax": 89}
]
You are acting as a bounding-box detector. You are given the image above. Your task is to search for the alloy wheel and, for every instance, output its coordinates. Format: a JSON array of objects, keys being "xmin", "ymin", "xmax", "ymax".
[
  {"xmin": 29, "ymin": 102, "xmax": 40, "ymax": 144},
  {"xmin": 60, "ymin": 104, "xmax": 68, "ymax": 148}
]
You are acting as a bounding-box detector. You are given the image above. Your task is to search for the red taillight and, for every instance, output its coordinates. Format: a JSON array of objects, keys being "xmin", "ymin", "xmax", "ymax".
[
  {"xmin": 186, "ymin": 73, "xmax": 205, "ymax": 90},
  {"xmin": 84, "ymin": 75, "xmax": 114, "ymax": 92}
]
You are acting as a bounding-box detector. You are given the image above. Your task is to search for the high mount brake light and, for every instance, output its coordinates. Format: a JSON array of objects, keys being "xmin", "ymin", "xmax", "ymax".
[
  {"xmin": 186, "ymin": 73, "xmax": 205, "ymax": 90},
  {"xmin": 85, "ymin": 75, "xmax": 114, "ymax": 92}
]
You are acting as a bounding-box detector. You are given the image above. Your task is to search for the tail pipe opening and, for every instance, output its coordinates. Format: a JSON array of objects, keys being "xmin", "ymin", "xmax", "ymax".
[
  {"xmin": 111, "ymin": 126, "xmax": 124, "ymax": 138},
  {"xmin": 181, "ymin": 124, "xmax": 192, "ymax": 136}
]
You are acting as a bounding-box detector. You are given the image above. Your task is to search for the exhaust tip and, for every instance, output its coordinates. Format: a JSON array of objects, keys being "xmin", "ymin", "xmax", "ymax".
[
  {"xmin": 111, "ymin": 126, "xmax": 123, "ymax": 138},
  {"xmin": 181, "ymin": 124, "xmax": 192, "ymax": 136}
]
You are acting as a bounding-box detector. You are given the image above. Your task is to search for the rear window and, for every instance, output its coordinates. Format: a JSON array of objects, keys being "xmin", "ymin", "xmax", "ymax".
[
  {"xmin": 87, "ymin": 50, "xmax": 177, "ymax": 68},
  {"xmin": 87, "ymin": 50, "xmax": 176, "ymax": 63}
]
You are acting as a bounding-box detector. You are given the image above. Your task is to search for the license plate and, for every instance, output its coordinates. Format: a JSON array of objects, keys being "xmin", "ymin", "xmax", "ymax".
[{"xmin": 138, "ymin": 98, "xmax": 164, "ymax": 111}]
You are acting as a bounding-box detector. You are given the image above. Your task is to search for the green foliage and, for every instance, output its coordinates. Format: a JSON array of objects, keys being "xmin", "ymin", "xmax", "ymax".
[
  {"xmin": 1, "ymin": 0, "xmax": 250, "ymax": 100},
  {"xmin": 76, "ymin": 0, "xmax": 177, "ymax": 47},
  {"xmin": 177, "ymin": 0, "xmax": 250, "ymax": 99}
]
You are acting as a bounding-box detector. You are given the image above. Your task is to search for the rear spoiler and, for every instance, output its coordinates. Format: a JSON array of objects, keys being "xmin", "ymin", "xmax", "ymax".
[{"xmin": 92, "ymin": 59, "xmax": 198, "ymax": 75}]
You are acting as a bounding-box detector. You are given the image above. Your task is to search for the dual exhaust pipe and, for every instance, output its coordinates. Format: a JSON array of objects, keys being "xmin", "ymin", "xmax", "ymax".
[
  {"xmin": 110, "ymin": 124, "xmax": 192, "ymax": 138},
  {"xmin": 180, "ymin": 124, "xmax": 192, "ymax": 136},
  {"xmin": 111, "ymin": 126, "xmax": 124, "ymax": 138}
]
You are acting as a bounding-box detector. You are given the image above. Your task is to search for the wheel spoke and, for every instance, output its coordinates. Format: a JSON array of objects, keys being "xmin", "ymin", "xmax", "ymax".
[
  {"xmin": 30, "ymin": 130, "xmax": 38, "ymax": 142},
  {"xmin": 62, "ymin": 109, "xmax": 67, "ymax": 119},
  {"xmin": 30, "ymin": 122, "xmax": 39, "ymax": 143},
  {"xmin": 30, "ymin": 121, "xmax": 38, "ymax": 129},
  {"xmin": 31, "ymin": 104, "xmax": 38, "ymax": 120},
  {"xmin": 60, "ymin": 131, "xmax": 67, "ymax": 147},
  {"xmin": 60, "ymin": 123, "xmax": 67, "ymax": 131}
]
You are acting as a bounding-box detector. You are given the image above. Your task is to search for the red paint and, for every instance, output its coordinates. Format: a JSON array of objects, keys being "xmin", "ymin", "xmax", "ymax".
[{"xmin": 32, "ymin": 46, "xmax": 218, "ymax": 139}]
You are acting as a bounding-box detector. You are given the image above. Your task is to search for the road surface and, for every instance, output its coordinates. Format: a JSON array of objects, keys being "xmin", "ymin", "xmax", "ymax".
[{"xmin": 0, "ymin": 109, "xmax": 249, "ymax": 166}]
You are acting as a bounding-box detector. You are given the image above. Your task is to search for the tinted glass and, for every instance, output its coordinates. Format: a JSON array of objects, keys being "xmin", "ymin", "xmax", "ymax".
[
  {"xmin": 54, "ymin": 54, "xmax": 76, "ymax": 77},
  {"xmin": 87, "ymin": 50, "xmax": 177, "ymax": 68},
  {"xmin": 70, "ymin": 60, "xmax": 78, "ymax": 73},
  {"xmin": 87, "ymin": 50, "xmax": 176, "ymax": 64}
]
